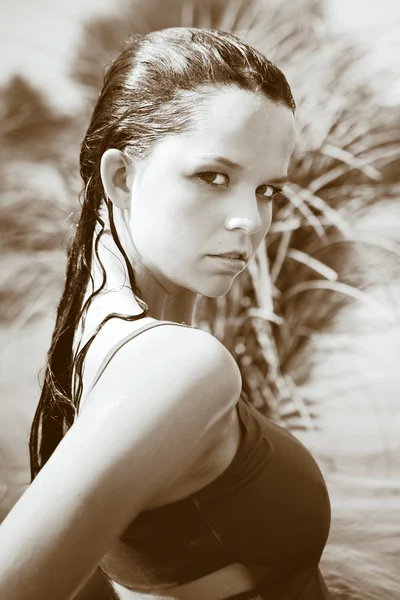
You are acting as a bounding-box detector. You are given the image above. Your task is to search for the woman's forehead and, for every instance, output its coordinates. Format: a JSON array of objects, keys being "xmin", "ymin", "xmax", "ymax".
[
  {"xmin": 157, "ymin": 94, "xmax": 294, "ymax": 163},
  {"xmin": 179, "ymin": 89, "xmax": 294, "ymax": 150},
  {"xmin": 140, "ymin": 87, "xmax": 295, "ymax": 174},
  {"xmin": 193, "ymin": 86, "xmax": 291, "ymax": 127}
]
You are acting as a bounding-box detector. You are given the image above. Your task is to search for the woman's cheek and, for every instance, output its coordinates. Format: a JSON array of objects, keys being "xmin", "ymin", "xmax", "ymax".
[{"xmin": 261, "ymin": 201, "xmax": 273, "ymax": 232}]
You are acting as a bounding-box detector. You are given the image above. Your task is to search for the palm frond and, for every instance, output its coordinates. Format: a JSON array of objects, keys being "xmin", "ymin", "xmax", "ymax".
[{"xmin": 282, "ymin": 279, "xmax": 396, "ymax": 322}]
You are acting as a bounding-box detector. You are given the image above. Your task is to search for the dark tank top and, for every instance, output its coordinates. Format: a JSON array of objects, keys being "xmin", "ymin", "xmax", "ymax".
[{"xmin": 83, "ymin": 320, "xmax": 332, "ymax": 599}]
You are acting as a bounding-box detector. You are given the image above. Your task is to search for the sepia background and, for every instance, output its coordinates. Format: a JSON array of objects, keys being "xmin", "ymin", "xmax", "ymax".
[{"xmin": 0, "ymin": 0, "xmax": 399, "ymax": 598}]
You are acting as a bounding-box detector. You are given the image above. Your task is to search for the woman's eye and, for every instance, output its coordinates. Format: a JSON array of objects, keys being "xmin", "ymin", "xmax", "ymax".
[
  {"xmin": 197, "ymin": 172, "xmax": 229, "ymax": 187},
  {"xmin": 258, "ymin": 184, "xmax": 284, "ymax": 200},
  {"xmin": 196, "ymin": 173, "xmax": 284, "ymax": 199}
]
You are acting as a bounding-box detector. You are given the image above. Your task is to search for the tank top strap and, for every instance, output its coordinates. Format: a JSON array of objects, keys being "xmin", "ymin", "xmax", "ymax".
[{"xmin": 85, "ymin": 320, "xmax": 197, "ymax": 398}]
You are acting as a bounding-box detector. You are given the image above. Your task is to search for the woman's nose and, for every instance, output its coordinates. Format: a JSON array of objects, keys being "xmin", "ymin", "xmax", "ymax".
[{"xmin": 225, "ymin": 208, "xmax": 262, "ymax": 235}]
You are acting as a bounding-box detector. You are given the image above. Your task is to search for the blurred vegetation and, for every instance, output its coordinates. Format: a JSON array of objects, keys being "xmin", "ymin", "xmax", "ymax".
[
  {"xmin": 1, "ymin": 3, "xmax": 400, "ymax": 597},
  {"xmin": 1, "ymin": 0, "xmax": 399, "ymax": 430}
]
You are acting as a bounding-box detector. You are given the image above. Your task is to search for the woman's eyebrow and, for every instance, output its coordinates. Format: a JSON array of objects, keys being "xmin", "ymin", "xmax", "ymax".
[
  {"xmin": 269, "ymin": 176, "xmax": 288, "ymax": 185},
  {"xmin": 194, "ymin": 155, "xmax": 244, "ymax": 171},
  {"xmin": 193, "ymin": 155, "xmax": 288, "ymax": 185}
]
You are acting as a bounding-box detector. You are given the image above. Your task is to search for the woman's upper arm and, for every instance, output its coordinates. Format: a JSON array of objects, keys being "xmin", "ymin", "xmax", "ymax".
[{"xmin": 0, "ymin": 326, "xmax": 240, "ymax": 600}]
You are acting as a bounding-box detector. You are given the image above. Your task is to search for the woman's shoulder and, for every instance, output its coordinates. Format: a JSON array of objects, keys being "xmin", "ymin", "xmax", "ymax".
[
  {"xmin": 71, "ymin": 317, "xmax": 242, "ymax": 514},
  {"xmin": 78, "ymin": 315, "xmax": 241, "ymax": 429},
  {"xmin": 87, "ymin": 316, "xmax": 237, "ymax": 389}
]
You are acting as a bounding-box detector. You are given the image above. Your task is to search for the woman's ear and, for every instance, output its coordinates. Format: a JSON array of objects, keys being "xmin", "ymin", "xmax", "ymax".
[{"xmin": 100, "ymin": 149, "xmax": 134, "ymax": 209}]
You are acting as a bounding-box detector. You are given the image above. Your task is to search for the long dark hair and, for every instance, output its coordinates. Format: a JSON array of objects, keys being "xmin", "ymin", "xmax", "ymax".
[{"xmin": 29, "ymin": 26, "xmax": 296, "ymax": 481}]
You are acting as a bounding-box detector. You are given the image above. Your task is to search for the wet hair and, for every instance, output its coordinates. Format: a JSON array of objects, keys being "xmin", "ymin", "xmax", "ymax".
[{"xmin": 29, "ymin": 26, "xmax": 295, "ymax": 480}]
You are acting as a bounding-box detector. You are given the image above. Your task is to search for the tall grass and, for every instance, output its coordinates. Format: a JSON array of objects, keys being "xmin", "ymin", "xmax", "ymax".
[{"xmin": 1, "ymin": 1, "xmax": 400, "ymax": 597}]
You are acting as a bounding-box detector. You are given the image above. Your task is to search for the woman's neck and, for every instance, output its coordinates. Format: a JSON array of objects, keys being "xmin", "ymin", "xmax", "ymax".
[{"xmin": 79, "ymin": 225, "xmax": 199, "ymax": 332}]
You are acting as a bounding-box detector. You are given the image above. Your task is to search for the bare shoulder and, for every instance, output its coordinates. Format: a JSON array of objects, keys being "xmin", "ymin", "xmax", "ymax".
[
  {"xmin": 81, "ymin": 321, "xmax": 242, "ymax": 420},
  {"xmin": 76, "ymin": 321, "xmax": 242, "ymax": 498}
]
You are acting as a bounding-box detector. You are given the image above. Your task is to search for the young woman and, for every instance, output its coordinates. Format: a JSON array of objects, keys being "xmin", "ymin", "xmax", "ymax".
[{"xmin": 0, "ymin": 27, "xmax": 332, "ymax": 599}]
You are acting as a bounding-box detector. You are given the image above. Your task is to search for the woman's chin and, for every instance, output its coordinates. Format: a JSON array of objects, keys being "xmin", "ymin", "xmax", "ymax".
[{"xmin": 200, "ymin": 278, "xmax": 235, "ymax": 299}]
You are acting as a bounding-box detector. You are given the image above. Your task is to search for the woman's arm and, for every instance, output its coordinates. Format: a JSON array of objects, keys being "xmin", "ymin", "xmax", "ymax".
[{"xmin": 0, "ymin": 326, "xmax": 240, "ymax": 600}]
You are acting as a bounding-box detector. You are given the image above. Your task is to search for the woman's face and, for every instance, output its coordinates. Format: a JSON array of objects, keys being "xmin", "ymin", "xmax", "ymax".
[{"xmin": 126, "ymin": 86, "xmax": 295, "ymax": 298}]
